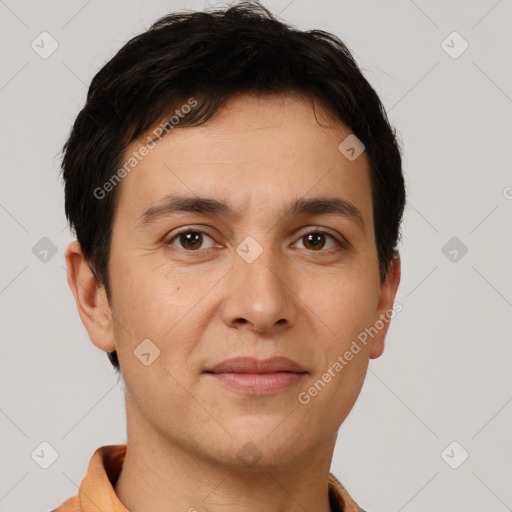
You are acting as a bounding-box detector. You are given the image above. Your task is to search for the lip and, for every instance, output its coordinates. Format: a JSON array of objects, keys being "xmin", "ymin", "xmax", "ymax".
[
  {"xmin": 205, "ymin": 356, "xmax": 306, "ymax": 374},
  {"xmin": 204, "ymin": 357, "xmax": 307, "ymax": 395}
]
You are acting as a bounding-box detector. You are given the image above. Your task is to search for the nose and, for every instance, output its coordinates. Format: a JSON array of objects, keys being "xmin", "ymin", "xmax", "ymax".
[{"xmin": 221, "ymin": 243, "xmax": 299, "ymax": 333}]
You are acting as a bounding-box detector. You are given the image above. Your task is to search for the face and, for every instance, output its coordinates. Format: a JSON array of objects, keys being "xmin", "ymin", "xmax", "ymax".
[{"xmin": 67, "ymin": 93, "xmax": 400, "ymax": 469}]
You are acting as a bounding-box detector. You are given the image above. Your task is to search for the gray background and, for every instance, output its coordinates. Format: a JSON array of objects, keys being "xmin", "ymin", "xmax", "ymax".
[{"xmin": 1, "ymin": 1, "xmax": 511, "ymax": 511}]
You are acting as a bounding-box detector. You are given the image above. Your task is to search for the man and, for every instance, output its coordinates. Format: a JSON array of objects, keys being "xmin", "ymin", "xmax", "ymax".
[{"xmin": 56, "ymin": 1, "xmax": 404, "ymax": 511}]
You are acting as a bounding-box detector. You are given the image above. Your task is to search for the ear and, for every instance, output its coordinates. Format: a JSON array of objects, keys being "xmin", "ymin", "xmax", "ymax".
[
  {"xmin": 64, "ymin": 240, "xmax": 116, "ymax": 353},
  {"xmin": 369, "ymin": 254, "xmax": 401, "ymax": 359}
]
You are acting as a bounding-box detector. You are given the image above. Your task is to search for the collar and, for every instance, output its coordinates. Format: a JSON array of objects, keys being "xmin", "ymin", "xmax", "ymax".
[{"xmin": 53, "ymin": 444, "xmax": 365, "ymax": 512}]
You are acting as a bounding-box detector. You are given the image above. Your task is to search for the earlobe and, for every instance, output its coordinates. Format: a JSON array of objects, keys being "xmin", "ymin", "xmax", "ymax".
[
  {"xmin": 64, "ymin": 241, "xmax": 116, "ymax": 353},
  {"xmin": 369, "ymin": 255, "xmax": 401, "ymax": 360}
]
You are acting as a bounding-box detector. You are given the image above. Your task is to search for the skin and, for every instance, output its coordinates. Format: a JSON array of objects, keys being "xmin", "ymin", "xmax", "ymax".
[{"xmin": 65, "ymin": 92, "xmax": 400, "ymax": 512}]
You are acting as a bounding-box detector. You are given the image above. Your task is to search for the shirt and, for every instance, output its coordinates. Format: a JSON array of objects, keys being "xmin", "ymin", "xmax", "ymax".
[{"xmin": 52, "ymin": 444, "xmax": 366, "ymax": 512}]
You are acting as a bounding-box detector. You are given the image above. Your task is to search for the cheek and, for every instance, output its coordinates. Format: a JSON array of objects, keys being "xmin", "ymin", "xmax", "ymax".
[
  {"xmin": 307, "ymin": 270, "xmax": 379, "ymax": 346},
  {"xmin": 304, "ymin": 274, "xmax": 378, "ymax": 416},
  {"xmin": 299, "ymin": 291, "xmax": 375, "ymax": 430},
  {"xmin": 108, "ymin": 256, "xmax": 221, "ymax": 363}
]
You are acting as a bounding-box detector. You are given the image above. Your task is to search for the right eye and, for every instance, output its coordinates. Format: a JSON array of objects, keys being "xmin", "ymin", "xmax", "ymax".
[{"xmin": 167, "ymin": 229, "xmax": 216, "ymax": 251}]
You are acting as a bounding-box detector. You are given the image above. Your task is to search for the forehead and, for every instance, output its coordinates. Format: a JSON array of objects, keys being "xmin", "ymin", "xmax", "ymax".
[{"xmin": 114, "ymin": 93, "xmax": 373, "ymax": 228}]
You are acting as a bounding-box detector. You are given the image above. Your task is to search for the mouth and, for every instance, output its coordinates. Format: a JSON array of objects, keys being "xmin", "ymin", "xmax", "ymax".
[
  {"xmin": 205, "ymin": 371, "xmax": 306, "ymax": 394},
  {"xmin": 204, "ymin": 356, "xmax": 307, "ymax": 395}
]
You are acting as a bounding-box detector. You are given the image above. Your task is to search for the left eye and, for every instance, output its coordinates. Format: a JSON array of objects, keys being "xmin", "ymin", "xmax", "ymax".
[{"xmin": 294, "ymin": 230, "xmax": 341, "ymax": 251}]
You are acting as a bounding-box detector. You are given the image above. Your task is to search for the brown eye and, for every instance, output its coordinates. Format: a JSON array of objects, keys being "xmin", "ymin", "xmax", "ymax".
[
  {"xmin": 295, "ymin": 230, "xmax": 341, "ymax": 252},
  {"xmin": 169, "ymin": 230, "xmax": 215, "ymax": 251},
  {"xmin": 302, "ymin": 233, "xmax": 326, "ymax": 250}
]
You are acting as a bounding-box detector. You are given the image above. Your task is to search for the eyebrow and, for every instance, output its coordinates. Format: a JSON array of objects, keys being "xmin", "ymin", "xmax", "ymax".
[{"xmin": 137, "ymin": 193, "xmax": 365, "ymax": 231}]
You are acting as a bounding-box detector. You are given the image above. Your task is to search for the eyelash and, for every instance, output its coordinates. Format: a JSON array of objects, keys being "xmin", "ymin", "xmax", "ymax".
[{"xmin": 166, "ymin": 227, "xmax": 348, "ymax": 254}]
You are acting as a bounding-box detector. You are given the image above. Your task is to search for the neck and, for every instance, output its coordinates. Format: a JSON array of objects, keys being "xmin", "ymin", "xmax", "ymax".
[{"xmin": 115, "ymin": 401, "xmax": 336, "ymax": 512}]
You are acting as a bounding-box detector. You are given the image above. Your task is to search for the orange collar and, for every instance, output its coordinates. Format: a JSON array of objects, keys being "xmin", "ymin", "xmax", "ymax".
[{"xmin": 52, "ymin": 444, "xmax": 364, "ymax": 512}]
